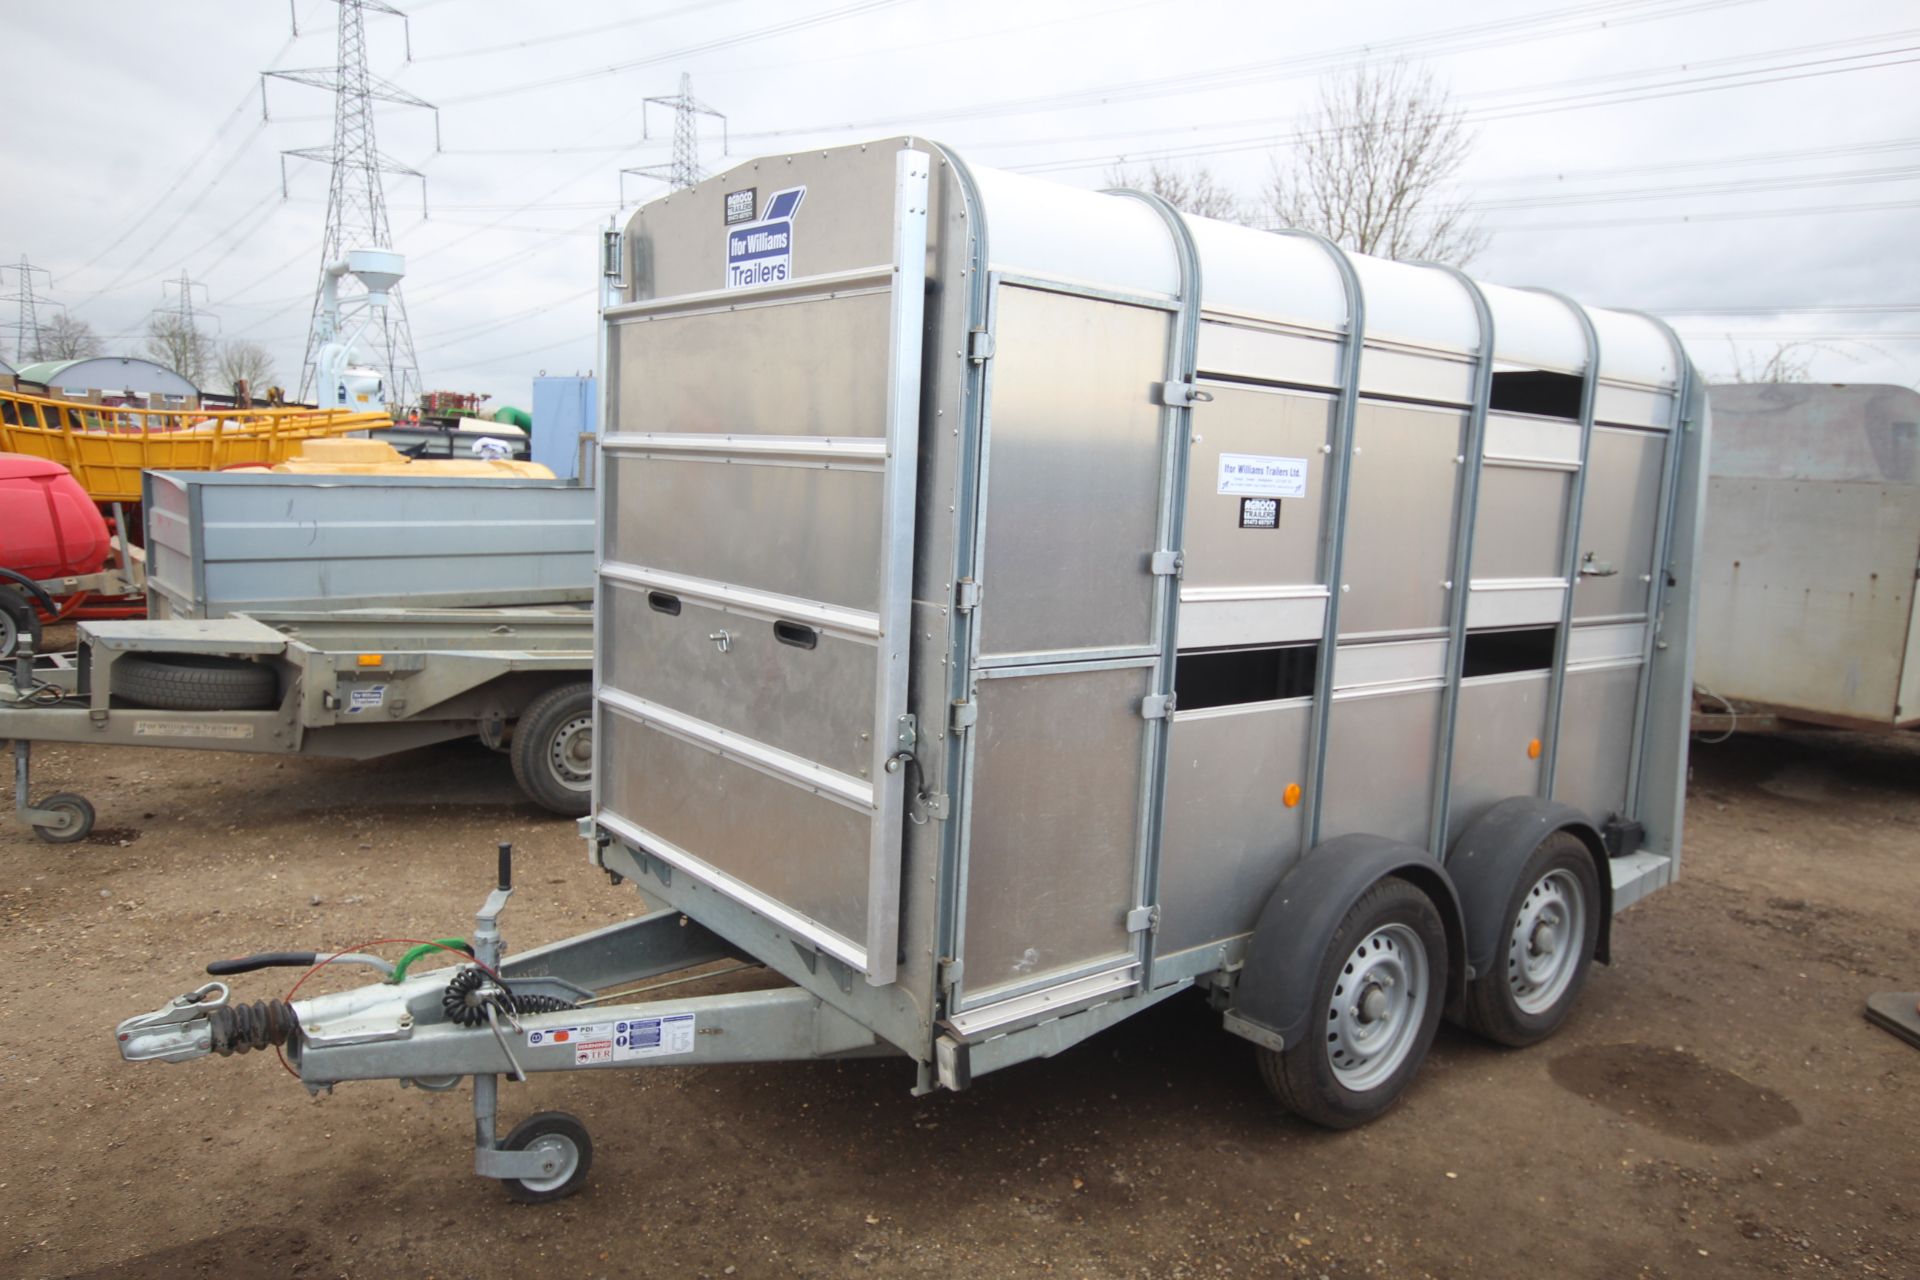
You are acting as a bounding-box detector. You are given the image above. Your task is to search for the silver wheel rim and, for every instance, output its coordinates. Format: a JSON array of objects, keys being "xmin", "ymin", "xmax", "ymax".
[
  {"xmin": 0, "ymin": 608, "xmax": 17, "ymax": 658},
  {"xmin": 547, "ymin": 714, "xmax": 593, "ymax": 792},
  {"xmin": 517, "ymin": 1133, "xmax": 580, "ymax": 1193},
  {"xmin": 1507, "ymin": 868, "xmax": 1587, "ymax": 1015},
  {"xmin": 1326, "ymin": 922, "xmax": 1429, "ymax": 1092}
]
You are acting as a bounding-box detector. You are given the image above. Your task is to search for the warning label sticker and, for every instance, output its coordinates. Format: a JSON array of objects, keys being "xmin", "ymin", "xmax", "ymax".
[
  {"xmin": 344, "ymin": 685, "xmax": 386, "ymax": 715},
  {"xmin": 525, "ymin": 1022, "xmax": 616, "ymax": 1066},
  {"xmin": 724, "ymin": 186, "xmax": 805, "ymax": 290},
  {"xmin": 134, "ymin": 720, "xmax": 254, "ymax": 740},
  {"xmin": 614, "ymin": 1013, "xmax": 696, "ymax": 1061},
  {"xmin": 1218, "ymin": 453, "xmax": 1308, "ymax": 498}
]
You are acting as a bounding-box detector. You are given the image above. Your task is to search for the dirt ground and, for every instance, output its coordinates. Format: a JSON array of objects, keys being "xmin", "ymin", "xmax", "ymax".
[{"xmin": 1, "ymin": 719, "xmax": 1916, "ymax": 1280}]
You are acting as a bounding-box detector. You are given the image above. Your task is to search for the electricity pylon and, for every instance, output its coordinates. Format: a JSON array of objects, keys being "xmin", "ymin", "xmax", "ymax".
[
  {"xmin": 263, "ymin": 0, "xmax": 438, "ymax": 407},
  {"xmin": 620, "ymin": 72, "xmax": 728, "ymax": 203},
  {"xmin": 0, "ymin": 256, "xmax": 53, "ymax": 365}
]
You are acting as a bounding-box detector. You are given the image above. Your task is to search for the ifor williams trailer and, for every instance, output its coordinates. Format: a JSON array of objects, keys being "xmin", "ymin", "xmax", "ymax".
[{"xmin": 114, "ymin": 139, "xmax": 1708, "ymax": 1202}]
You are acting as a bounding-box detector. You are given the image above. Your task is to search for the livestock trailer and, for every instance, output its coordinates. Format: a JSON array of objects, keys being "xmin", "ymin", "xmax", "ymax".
[
  {"xmin": 115, "ymin": 139, "xmax": 1707, "ymax": 1201},
  {"xmin": 1694, "ymin": 382, "xmax": 1920, "ymax": 732}
]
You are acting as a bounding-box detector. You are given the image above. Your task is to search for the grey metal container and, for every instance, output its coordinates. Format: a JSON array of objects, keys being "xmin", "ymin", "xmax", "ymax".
[
  {"xmin": 590, "ymin": 138, "xmax": 1708, "ymax": 1092},
  {"xmin": 1696, "ymin": 382, "xmax": 1920, "ymax": 728},
  {"xmin": 142, "ymin": 469, "xmax": 595, "ymax": 620}
]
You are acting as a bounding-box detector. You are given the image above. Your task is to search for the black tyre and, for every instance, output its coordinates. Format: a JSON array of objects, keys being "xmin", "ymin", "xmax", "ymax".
[
  {"xmin": 0, "ymin": 590, "xmax": 40, "ymax": 660},
  {"xmin": 498, "ymin": 1111, "xmax": 593, "ymax": 1204},
  {"xmin": 1257, "ymin": 876, "xmax": 1448, "ymax": 1130},
  {"xmin": 510, "ymin": 682, "xmax": 593, "ymax": 817},
  {"xmin": 110, "ymin": 653, "xmax": 278, "ymax": 711},
  {"xmin": 32, "ymin": 792, "xmax": 95, "ymax": 844},
  {"xmin": 1460, "ymin": 831, "xmax": 1600, "ymax": 1048}
]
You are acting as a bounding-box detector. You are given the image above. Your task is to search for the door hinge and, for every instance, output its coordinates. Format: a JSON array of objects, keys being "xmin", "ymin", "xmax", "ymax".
[
  {"xmin": 1141, "ymin": 693, "xmax": 1175, "ymax": 720},
  {"xmin": 969, "ymin": 330, "xmax": 995, "ymax": 363},
  {"xmin": 950, "ymin": 699, "xmax": 977, "ymax": 732},
  {"xmin": 939, "ymin": 956, "xmax": 963, "ymax": 992},
  {"xmin": 1160, "ymin": 380, "xmax": 1214, "ymax": 407},
  {"xmin": 1125, "ymin": 905, "xmax": 1160, "ymax": 934},
  {"xmin": 955, "ymin": 578, "xmax": 982, "ymax": 613},
  {"xmin": 1149, "ymin": 549, "xmax": 1182, "ymax": 577}
]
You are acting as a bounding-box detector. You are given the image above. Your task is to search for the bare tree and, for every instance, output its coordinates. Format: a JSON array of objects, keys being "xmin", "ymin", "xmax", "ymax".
[
  {"xmin": 1107, "ymin": 160, "xmax": 1250, "ymax": 224},
  {"xmin": 34, "ymin": 312, "xmax": 104, "ymax": 361},
  {"xmin": 1714, "ymin": 340, "xmax": 1849, "ymax": 385},
  {"xmin": 216, "ymin": 339, "xmax": 278, "ymax": 395},
  {"xmin": 143, "ymin": 313, "xmax": 212, "ymax": 387},
  {"xmin": 1263, "ymin": 63, "xmax": 1486, "ymax": 265}
]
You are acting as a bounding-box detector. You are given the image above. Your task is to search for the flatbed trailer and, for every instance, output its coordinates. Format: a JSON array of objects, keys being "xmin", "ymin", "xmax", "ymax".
[
  {"xmin": 111, "ymin": 139, "xmax": 1707, "ymax": 1204},
  {"xmin": 3, "ymin": 604, "xmax": 593, "ymax": 840}
]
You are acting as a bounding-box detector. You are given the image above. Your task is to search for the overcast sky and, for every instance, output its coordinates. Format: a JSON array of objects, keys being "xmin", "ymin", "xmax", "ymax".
[{"xmin": 4, "ymin": 0, "xmax": 1915, "ymax": 409}]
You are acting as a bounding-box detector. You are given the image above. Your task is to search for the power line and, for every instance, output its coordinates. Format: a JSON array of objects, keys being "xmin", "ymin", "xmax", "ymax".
[
  {"xmin": 1478, "ymin": 198, "xmax": 1920, "ymax": 232},
  {"xmin": 412, "ymin": 0, "xmax": 753, "ymax": 64},
  {"xmin": 732, "ymin": 0, "xmax": 1755, "ymax": 146},
  {"xmin": 434, "ymin": 0, "xmax": 910, "ymax": 107},
  {"xmin": 1013, "ymin": 48, "xmax": 1920, "ymax": 176}
]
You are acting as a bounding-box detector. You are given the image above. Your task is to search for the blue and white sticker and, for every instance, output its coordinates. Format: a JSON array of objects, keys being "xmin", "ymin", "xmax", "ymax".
[
  {"xmin": 724, "ymin": 186, "xmax": 805, "ymax": 290},
  {"xmin": 1217, "ymin": 453, "xmax": 1308, "ymax": 499},
  {"xmin": 614, "ymin": 1013, "xmax": 697, "ymax": 1060},
  {"xmin": 344, "ymin": 684, "xmax": 386, "ymax": 715}
]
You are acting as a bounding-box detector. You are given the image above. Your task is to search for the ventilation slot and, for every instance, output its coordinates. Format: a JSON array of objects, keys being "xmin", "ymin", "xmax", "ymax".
[
  {"xmin": 774, "ymin": 620, "xmax": 818, "ymax": 650},
  {"xmin": 646, "ymin": 591, "xmax": 681, "ymax": 616},
  {"xmin": 1461, "ymin": 626, "xmax": 1557, "ymax": 678},
  {"xmin": 1490, "ymin": 370, "xmax": 1584, "ymax": 420},
  {"xmin": 1176, "ymin": 644, "xmax": 1318, "ymax": 711}
]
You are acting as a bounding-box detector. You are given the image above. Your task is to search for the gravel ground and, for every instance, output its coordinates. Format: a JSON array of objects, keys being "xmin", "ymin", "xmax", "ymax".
[{"xmin": 1, "ymin": 722, "xmax": 1915, "ymax": 1279}]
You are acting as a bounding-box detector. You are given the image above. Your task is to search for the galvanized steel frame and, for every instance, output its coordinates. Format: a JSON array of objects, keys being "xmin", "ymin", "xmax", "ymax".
[
  {"xmin": 1271, "ymin": 230, "xmax": 1365, "ymax": 849},
  {"xmin": 1416, "ymin": 262, "xmax": 1495, "ymax": 859},
  {"xmin": 1106, "ymin": 187, "xmax": 1202, "ymax": 994},
  {"xmin": 1621, "ymin": 312, "xmax": 1696, "ymax": 821},
  {"xmin": 1527, "ymin": 288, "xmax": 1602, "ymax": 795}
]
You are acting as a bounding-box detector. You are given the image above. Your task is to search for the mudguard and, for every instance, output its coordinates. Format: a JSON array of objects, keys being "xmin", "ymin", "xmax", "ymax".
[
  {"xmin": 1447, "ymin": 797, "xmax": 1612, "ymax": 978},
  {"xmin": 1225, "ymin": 835, "xmax": 1465, "ymax": 1054}
]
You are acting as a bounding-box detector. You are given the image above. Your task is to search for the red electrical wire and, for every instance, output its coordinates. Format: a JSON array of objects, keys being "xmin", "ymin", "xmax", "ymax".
[{"xmin": 272, "ymin": 937, "xmax": 500, "ymax": 1079}]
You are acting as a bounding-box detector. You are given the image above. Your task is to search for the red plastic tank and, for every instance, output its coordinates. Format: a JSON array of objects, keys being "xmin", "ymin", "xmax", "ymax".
[{"xmin": 0, "ymin": 453, "xmax": 111, "ymax": 580}]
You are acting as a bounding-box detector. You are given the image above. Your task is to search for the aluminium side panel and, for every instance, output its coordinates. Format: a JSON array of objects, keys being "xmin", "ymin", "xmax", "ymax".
[{"xmin": 141, "ymin": 471, "xmax": 595, "ymax": 618}]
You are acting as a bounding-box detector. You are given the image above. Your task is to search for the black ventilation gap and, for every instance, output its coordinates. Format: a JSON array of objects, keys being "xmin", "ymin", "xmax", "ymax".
[
  {"xmin": 1176, "ymin": 644, "xmax": 1318, "ymax": 711},
  {"xmin": 1489, "ymin": 370, "xmax": 1584, "ymax": 420},
  {"xmin": 1461, "ymin": 626, "xmax": 1557, "ymax": 678}
]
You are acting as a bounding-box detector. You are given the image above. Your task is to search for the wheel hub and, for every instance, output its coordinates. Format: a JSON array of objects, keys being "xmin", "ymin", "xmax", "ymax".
[
  {"xmin": 1507, "ymin": 868, "xmax": 1588, "ymax": 1015},
  {"xmin": 547, "ymin": 714, "xmax": 593, "ymax": 792},
  {"xmin": 1326, "ymin": 923, "xmax": 1429, "ymax": 1091}
]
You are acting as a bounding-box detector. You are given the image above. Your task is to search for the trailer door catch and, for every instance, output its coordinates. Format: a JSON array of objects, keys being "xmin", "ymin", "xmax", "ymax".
[
  {"xmin": 1125, "ymin": 905, "xmax": 1159, "ymax": 934},
  {"xmin": 1150, "ymin": 550, "xmax": 1182, "ymax": 577},
  {"xmin": 1141, "ymin": 693, "xmax": 1174, "ymax": 720},
  {"xmin": 1160, "ymin": 381, "xmax": 1213, "ymax": 407}
]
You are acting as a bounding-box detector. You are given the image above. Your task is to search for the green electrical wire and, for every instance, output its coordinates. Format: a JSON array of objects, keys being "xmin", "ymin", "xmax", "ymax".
[{"xmin": 387, "ymin": 938, "xmax": 473, "ymax": 984}]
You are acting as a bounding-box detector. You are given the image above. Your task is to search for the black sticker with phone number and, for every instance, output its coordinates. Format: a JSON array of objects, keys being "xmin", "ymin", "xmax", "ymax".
[{"xmin": 1239, "ymin": 497, "xmax": 1280, "ymax": 529}]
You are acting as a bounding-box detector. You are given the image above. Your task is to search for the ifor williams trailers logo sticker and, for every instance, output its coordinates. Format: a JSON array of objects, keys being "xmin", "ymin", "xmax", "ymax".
[{"xmin": 724, "ymin": 185, "xmax": 804, "ymax": 290}]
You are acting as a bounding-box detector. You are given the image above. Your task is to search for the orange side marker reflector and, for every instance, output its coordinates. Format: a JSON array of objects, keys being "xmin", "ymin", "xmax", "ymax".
[
  {"xmin": 357, "ymin": 654, "xmax": 384, "ymax": 667},
  {"xmin": 1527, "ymin": 737, "xmax": 1543, "ymax": 760},
  {"xmin": 1283, "ymin": 782, "xmax": 1303, "ymax": 808}
]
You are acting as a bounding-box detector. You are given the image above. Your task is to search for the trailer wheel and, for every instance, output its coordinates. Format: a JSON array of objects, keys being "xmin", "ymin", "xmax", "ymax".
[
  {"xmin": 0, "ymin": 590, "xmax": 39, "ymax": 660},
  {"xmin": 498, "ymin": 1111, "xmax": 593, "ymax": 1204},
  {"xmin": 110, "ymin": 654, "xmax": 278, "ymax": 711},
  {"xmin": 1459, "ymin": 832, "xmax": 1600, "ymax": 1047},
  {"xmin": 1257, "ymin": 876, "xmax": 1447, "ymax": 1129},
  {"xmin": 510, "ymin": 682, "xmax": 593, "ymax": 817},
  {"xmin": 31, "ymin": 792, "xmax": 96, "ymax": 844}
]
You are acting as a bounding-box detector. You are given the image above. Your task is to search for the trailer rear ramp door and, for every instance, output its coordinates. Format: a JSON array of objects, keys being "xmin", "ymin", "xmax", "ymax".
[{"xmin": 595, "ymin": 150, "xmax": 931, "ymax": 985}]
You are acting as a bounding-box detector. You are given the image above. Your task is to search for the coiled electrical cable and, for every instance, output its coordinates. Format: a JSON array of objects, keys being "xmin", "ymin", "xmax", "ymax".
[{"xmin": 441, "ymin": 965, "xmax": 575, "ymax": 1027}]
